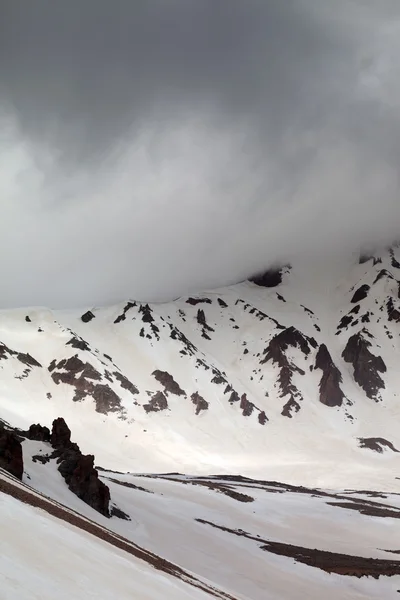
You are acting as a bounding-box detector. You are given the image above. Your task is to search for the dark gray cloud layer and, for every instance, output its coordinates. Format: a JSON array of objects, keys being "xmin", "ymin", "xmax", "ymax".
[{"xmin": 1, "ymin": 1, "xmax": 400, "ymax": 308}]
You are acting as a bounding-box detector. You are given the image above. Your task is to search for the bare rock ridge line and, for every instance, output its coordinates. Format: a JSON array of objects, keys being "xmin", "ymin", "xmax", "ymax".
[
  {"xmin": 0, "ymin": 341, "xmax": 42, "ymax": 368},
  {"xmin": 0, "ymin": 475, "xmax": 239, "ymax": 600},
  {"xmin": 261, "ymin": 326, "xmax": 317, "ymax": 418},
  {"xmin": 315, "ymin": 344, "xmax": 345, "ymax": 407}
]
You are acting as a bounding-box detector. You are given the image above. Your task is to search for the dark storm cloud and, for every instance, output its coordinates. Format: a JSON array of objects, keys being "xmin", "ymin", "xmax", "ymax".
[
  {"xmin": 0, "ymin": 1, "xmax": 400, "ymax": 307},
  {"xmin": 1, "ymin": 1, "xmax": 341, "ymax": 155}
]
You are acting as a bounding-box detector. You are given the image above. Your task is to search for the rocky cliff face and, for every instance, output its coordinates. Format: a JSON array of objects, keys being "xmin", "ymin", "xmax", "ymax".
[
  {"xmin": 342, "ymin": 331, "xmax": 387, "ymax": 401},
  {"xmin": 315, "ymin": 344, "xmax": 345, "ymax": 407},
  {"xmin": 1, "ymin": 417, "xmax": 111, "ymax": 516},
  {"xmin": 0, "ymin": 425, "xmax": 23, "ymax": 480},
  {"xmin": 50, "ymin": 418, "xmax": 110, "ymax": 517}
]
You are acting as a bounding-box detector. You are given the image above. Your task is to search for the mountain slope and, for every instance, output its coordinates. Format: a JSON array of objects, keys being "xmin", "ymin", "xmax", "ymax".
[
  {"xmin": 0, "ymin": 470, "xmax": 231, "ymax": 600},
  {"xmin": 2, "ymin": 451, "xmax": 400, "ymax": 600},
  {"xmin": 0, "ymin": 247, "xmax": 400, "ymax": 488},
  {"xmin": 2, "ymin": 246, "xmax": 400, "ymax": 599}
]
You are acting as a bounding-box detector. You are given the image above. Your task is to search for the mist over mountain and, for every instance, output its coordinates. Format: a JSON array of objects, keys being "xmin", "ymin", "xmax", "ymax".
[{"xmin": 1, "ymin": 1, "xmax": 400, "ymax": 308}]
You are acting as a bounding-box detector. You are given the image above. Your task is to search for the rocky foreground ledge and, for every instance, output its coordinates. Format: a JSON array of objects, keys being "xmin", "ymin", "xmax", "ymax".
[{"xmin": 0, "ymin": 418, "xmax": 110, "ymax": 516}]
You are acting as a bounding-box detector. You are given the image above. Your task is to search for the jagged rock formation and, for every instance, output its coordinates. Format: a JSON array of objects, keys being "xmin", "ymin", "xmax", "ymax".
[
  {"xmin": 50, "ymin": 418, "xmax": 110, "ymax": 516},
  {"xmin": 152, "ymin": 370, "xmax": 186, "ymax": 396},
  {"xmin": 26, "ymin": 424, "xmax": 51, "ymax": 442},
  {"xmin": 51, "ymin": 417, "xmax": 74, "ymax": 449},
  {"xmin": 0, "ymin": 426, "xmax": 23, "ymax": 480},
  {"xmin": 342, "ymin": 331, "xmax": 387, "ymax": 400},
  {"xmin": 315, "ymin": 344, "xmax": 345, "ymax": 407},
  {"xmin": 0, "ymin": 342, "xmax": 42, "ymax": 368},
  {"xmin": 261, "ymin": 326, "xmax": 317, "ymax": 417},
  {"xmin": 49, "ymin": 355, "xmax": 123, "ymax": 414},
  {"xmin": 58, "ymin": 452, "xmax": 110, "ymax": 517}
]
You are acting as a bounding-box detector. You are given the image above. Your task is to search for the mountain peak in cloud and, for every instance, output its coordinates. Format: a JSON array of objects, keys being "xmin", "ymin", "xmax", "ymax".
[{"xmin": 0, "ymin": 1, "xmax": 400, "ymax": 309}]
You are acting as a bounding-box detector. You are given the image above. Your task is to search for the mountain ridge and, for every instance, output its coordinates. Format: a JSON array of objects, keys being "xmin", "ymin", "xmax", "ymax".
[{"xmin": 0, "ymin": 246, "xmax": 399, "ymax": 489}]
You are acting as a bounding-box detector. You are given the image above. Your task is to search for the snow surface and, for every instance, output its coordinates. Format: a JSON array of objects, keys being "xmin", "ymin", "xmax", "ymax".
[
  {"xmin": 3, "ymin": 452, "xmax": 400, "ymax": 600},
  {"xmin": 1, "ymin": 247, "xmax": 400, "ymax": 599},
  {"xmin": 0, "ymin": 489, "xmax": 210, "ymax": 600}
]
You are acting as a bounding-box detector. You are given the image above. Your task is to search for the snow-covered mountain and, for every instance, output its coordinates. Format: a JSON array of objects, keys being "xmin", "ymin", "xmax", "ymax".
[
  {"xmin": 1, "ymin": 245, "xmax": 400, "ymax": 485},
  {"xmin": 1, "ymin": 245, "xmax": 400, "ymax": 599}
]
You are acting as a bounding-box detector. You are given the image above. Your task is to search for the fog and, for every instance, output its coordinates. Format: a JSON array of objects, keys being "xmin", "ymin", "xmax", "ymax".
[{"xmin": 1, "ymin": 0, "xmax": 400, "ymax": 308}]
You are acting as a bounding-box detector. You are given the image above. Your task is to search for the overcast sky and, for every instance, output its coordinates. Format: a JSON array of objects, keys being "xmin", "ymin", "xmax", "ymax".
[{"xmin": 1, "ymin": 1, "xmax": 400, "ymax": 309}]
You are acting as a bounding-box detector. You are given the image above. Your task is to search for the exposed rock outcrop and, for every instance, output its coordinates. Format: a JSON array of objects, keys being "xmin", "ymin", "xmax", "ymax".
[
  {"xmin": 58, "ymin": 452, "xmax": 110, "ymax": 517},
  {"xmin": 250, "ymin": 266, "xmax": 287, "ymax": 288},
  {"xmin": 81, "ymin": 310, "xmax": 95, "ymax": 323},
  {"xmin": 342, "ymin": 331, "xmax": 387, "ymax": 400},
  {"xmin": 0, "ymin": 341, "xmax": 42, "ymax": 368},
  {"xmin": 387, "ymin": 298, "xmax": 400, "ymax": 323},
  {"xmin": 51, "ymin": 417, "xmax": 74, "ymax": 449},
  {"xmin": 26, "ymin": 423, "xmax": 51, "ymax": 442},
  {"xmin": 196, "ymin": 309, "xmax": 215, "ymax": 339},
  {"xmin": 152, "ymin": 370, "xmax": 185, "ymax": 396},
  {"xmin": 359, "ymin": 253, "xmax": 382, "ymax": 266},
  {"xmin": 138, "ymin": 304, "xmax": 160, "ymax": 340},
  {"xmin": 67, "ymin": 336, "xmax": 90, "ymax": 352},
  {"xmin": 258, "ymin": 411, "xmax": 268, "ymax": 425},
  {"xmin": 281, "ymin": 398, "xmax": 301, "ymax": 418},
  {"xmin": 191, "ymin": 392, "xmax": 209, "ymax": 415},
  {"xmin": 50, "ymin": 418, "xmax": 110, "ymax": 516},
  {"xmin": 186, "ymin": 297, "xmax": 212, "ymax": 306},
  {"xmin": 240, "ymin": 394, "xmax": 255, "ymax": 417},
  {"xmin": 143, "ymin": 391, "xmax": 169, "ymax": 413},
  {"xmin": 114, "ymin": 301, "xmax": 136, "ymax": 324},
  {"xmin": 49, "ymin": 355, "xmax": 123, "ymax": 414},
  {"xmin": 358, "ymin": 437, "xmax": 399, "ymax": 453},
  {"xmin": 350, "ymin": 285, "xmax": 370, "ymax": 303},
  {"xmin": 113, "ymin": 371, "xmax": 139, "ymax": 396},
  {"xmin": 0, "ymin": 426, "xmax": 23, "ymax": 480},
  {"xmin": 315, "ymin": 344, "xmax": 345, "ymax": 407},
  {"xmin": 261, "ymin": 326, "xmax": 316, "ymax": 417}
]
